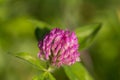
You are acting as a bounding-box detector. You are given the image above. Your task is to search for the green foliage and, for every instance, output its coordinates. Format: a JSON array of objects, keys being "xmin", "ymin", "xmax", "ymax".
[
  {"xmin": 32, "ymin": 72, "xmax": 46, "ymax": 80},
  {"xmin": 32, "ymin": 19, "xmax": 51, "ymax": 41},
  {"xmin": 35, "ymin": 27, "xmax": 50, "ymax": 41},
  {"xmin": 63, "ymin": 63, "xmax": 93, "ymax": 80},
  {"xmin": 75, "ymin": 23, "xmax": 101, "ymax": 51},
  {"xmin": 33, "ymin": 72, "xmax": 56, "ymax": 80},
  {"xmin": 12, "ymin": 52, "xmax": 46, "ymax": 71},
  {"xmin": 11, "ymin": 52, "xmax": 56, "ymax": 80},
  {"xmin": 48, "ymin": 73, "xmax": 56, "ymax": 80}
]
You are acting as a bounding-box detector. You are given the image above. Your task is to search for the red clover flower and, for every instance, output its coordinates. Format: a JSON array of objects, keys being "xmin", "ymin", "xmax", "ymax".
[{"xmin": 38, "ymin": 28, "xmax": 80, "ymax": 67}]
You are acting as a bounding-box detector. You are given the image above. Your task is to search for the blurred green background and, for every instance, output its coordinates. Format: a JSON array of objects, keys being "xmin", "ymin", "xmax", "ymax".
[{"xmin": 0, "ymin": 0, "xmax": 120, "ymax": 80}]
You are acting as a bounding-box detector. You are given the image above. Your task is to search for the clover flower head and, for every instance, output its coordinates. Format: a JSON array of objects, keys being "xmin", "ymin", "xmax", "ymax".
[{"xmin": 38, "ymin": 28, "xmax": 80, "ymax": 67}]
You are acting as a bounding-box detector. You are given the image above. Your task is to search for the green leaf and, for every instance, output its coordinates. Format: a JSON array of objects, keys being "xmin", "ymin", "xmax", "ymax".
[
  {"xmin": 35, "ymin": 27, "xmax": 50, "ymax": 41},
  {"xmin": 48, "ymin": 73, "xmax": 56, "ymax": 80},
  {"xmin": 75, "ymin": 23, "xmax": 101, "ymax": 51},
  {"xmin": 32, "ymin": 72, "xmax": 56, "ymax": 80},
  {"xmin": 63, "ymin": 63, "xmax": 93, "ymax": 80},
  {"xmin": 32, "ymin": 72, "xmax": 47, "ymax": 80},
  {"xmin": 30, "ymin": 19, "xmax": 51, "ymax": 41},
  {"xmin": 12, "ymin": 52, "xmax": 46, "ymax": 71}
]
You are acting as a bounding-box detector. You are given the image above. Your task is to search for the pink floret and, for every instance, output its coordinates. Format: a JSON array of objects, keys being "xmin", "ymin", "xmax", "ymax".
[{"xmin": 38, "ymin": 28, "xmax": 80, "ymax": 67}]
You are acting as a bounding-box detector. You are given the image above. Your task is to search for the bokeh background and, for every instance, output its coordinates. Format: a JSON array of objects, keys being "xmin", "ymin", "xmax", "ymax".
[{"xmin": 0, "ymin": 0, "xmax": 120, "ymax": 80}]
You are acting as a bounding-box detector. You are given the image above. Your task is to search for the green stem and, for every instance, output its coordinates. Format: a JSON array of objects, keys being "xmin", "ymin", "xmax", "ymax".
[{"xmin": 47, "ymin": 66, "xmax": 55, "ymax": 73}]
